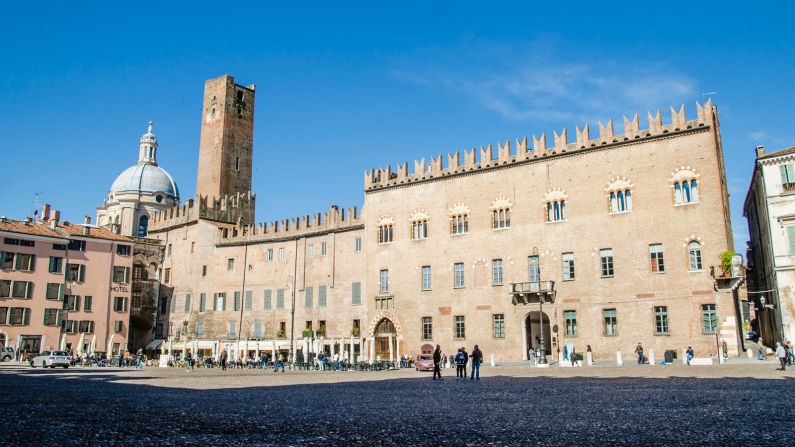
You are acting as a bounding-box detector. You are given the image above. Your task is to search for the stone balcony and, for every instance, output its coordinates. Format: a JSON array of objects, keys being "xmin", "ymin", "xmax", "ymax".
[{"xmin": 508, "ymin": 281, "xmax": 556, "ymax": 305}]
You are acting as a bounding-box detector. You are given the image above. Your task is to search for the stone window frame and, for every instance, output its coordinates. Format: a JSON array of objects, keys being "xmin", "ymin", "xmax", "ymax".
[
  {"xmin": 449, "ymin": 203, "xmax": 470, "ymax": 236},
  {"xmin": 377, "ymin": 215, "xmax": 395, "ymax": 244},
  {"xmin": 543, "ymin": 189, "xmax": 568, "ymax": 223},
  {"xmin": 409, "ymin": 210, "xmax": 429, "ymax": 241},
  {"xmin": 605, "ymin": 177, "xmax": 634, "ymax": 214},
  {"xmin": 490, "ymin": 196, "xmax": 512, "ymax": 230},
  {"xmin": 670, "ymin": 167, "xmax": 701, "ymax": 206}
]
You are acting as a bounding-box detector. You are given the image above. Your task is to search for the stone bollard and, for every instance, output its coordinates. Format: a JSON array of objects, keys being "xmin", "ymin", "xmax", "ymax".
[
  {"xmin": 681, "ymin": 349, "xmax": 687, "ymax": 365},
  {"xmin": 648, "ymin": 349, "xmax": 655, "ymax": 365},
  {"xmin": 586, "ymin": 352, "xmax": 593, "ymax": 366},
  {"xmin": 746, "ymin": 348, "xmax": 753, "ymax": 359},
  {"xmin": 616, "ymin": 351, "xmax": 623, "ymax": 366},
  {"xmin": 490, "ymin": 353, "xmax": 495, "ymax": 367}
]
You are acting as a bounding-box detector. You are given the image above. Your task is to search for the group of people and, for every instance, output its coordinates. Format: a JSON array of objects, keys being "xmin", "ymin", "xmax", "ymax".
[
  {"xmin": 432, "ymin": 345, "xmax": 483, "ymax": 381},
  {"xmin": 217, "ymin": 350, "xmax": 286, "ymax": 372},
  {"xmin": 774, "ymin": 341, "xmax": 793, "ymax": 370}
]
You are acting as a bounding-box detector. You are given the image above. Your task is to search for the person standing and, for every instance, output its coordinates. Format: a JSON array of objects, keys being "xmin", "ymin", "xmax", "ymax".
[
  {"xmin": 686, "ymin": 346, "xmax": 694, "ymax": 366},
  {"xmin": 135, "ymin": 348, "xmax": 144, "ymax": 370},
  {"xmin": 454, "ymin": 348, "xmax": 464, "ymax": 380},
  {"xmin": 432, "ymin": 345, "xmax": 442, "ymax": 380},
  {"xmin": 634, "ymin": 342, "xmax": 644, "ymax": 364},
  {"xmin": 470, "ymin": 345, "xmax": 482, "ymax": 380},
  {"xmin": 220, "ymin": 349, "xmax": 228, "ymax": 371},
  {"xmin": 185, "ymin": 352, "xmax": 193, "ymax": 372},
  {"xmin": 441, "ymin": 354, "xmax": 447, "ymax": 370},
  {"xmin": 461, "ymin": 347, "xmax": 469, "ymax": 379},
  {"xmin": 775, "ymin": 342, "xmax": 787, "ymax": 371},
  {"xmin": 570, "ymin": 346, "xmax": 579, "ymax": 367},
  {"xmin": 529, "ymin": 349, "xmax": 536, "ymax": 367}
]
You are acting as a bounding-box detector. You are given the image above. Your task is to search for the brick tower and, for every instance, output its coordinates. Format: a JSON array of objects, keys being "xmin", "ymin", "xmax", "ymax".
[{"xmin": 195, "ymin": 75, "xmax": 255, "ymax": 200}]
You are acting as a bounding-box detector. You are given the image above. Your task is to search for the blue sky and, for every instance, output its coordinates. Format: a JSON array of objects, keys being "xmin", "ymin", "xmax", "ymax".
[{"xmin": 1, "ymin": 2, "xmax": 793, "ymax": 252}]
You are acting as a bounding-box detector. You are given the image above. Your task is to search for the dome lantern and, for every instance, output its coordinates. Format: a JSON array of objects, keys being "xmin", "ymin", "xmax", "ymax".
[{"xmin": 138, "ymin": 120, "xmax": 158, "ymax": 164}]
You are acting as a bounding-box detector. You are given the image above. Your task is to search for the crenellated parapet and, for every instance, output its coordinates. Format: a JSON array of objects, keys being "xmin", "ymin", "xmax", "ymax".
[
  {"xmin": 148, "ymin": 191, "xmax": 256, "ymax": 232},
  {"xmin": 216, "ymin": 205, "xmax": 362, "ymax": 245},
  {"xmin": 365, "ymin": 100, "xmax": 716, "ymax": 191}
]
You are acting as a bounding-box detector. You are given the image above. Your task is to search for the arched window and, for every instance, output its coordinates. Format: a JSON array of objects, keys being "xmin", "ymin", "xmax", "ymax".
[
  {"xmin": 490, "ymin": 197, "xmax": 512, "ymax": 230},
  {"xmin": 410, "ymin": 210, "xmax": 429, "ymax": 240},
  {"xmin": 606, "ymin": 178, "xmax": 633, "ymax": 214},
  {"xmin": 138, "ymin": 216, "xmax": 149, "ymax": 237},
  {"xmin": 377, "ymin": 215, "xmax": 394, "ymax": 244},
  {"xmin": 672, "ymin": 168, "xmax": 700, "ymax": 205},
  {"xmin": 544, "ymin": 190, "xmax": 567, "ymax": 222},
  {"xmin": 449, "ymin": 203, "xmax": 470, "ymax": 235},
  {"xmin": 688, "ymin": 241, "xmax": 703, "ymax": 271}
]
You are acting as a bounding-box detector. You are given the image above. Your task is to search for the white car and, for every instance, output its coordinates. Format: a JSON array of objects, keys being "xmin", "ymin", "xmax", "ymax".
[
  {"xmin": 30, "ymin": 351, "xmax": 70, "ymax": 368},
  {"xmin": 0, "ymin": 347, "xmax": 13, "ymax": 362}
]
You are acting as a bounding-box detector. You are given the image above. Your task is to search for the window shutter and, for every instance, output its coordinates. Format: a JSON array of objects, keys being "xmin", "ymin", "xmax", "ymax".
[
  {"xmin": 14, "ymin": 254, "xmax": 21, "ymax": 270},
  {"xmin": 781, "ymin": 164, "xmax": 789, "ymax": 184},
  {"xmin": 788, "ymin": 226, "xmax": 795, "ymax": 255},
  {"xmin": 23, "ymin": 308, "xmax": 30, "ymax": 326},
  {"xmin": 352, "ymin": 282, "xmax": 361, "ymax": 305},
  {"xmin": 26, "ymin": 282, "xmax": 33, "ymax": 298},
  {"xmin": 124, "ymin": 267, "xmax": 130, "ymax": 283},
  {"xmin": 29, "ymin": 255, "xmax": 35, "ymax": 271},
  {"xmin": 222, "ymin": 295, "xmax": 226, "ymax": 311},
  {"xmin": 78, "ymin": 265, "xmax": 86, "ymax": 282},
  {"xmin": 263, "ymin": 290, "xmax": 272, "ymax": 309}
]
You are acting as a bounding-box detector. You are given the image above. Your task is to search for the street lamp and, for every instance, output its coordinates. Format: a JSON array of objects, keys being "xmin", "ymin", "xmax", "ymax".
[{"xmin": 538, "ymin": 295, "xmax": 547, "ymax": 364}]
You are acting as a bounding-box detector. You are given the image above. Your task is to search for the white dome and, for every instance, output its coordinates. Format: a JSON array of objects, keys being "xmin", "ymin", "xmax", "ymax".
[{"xmin": 109, "ymin": 163, "xmax": 180, "ymax": 201}]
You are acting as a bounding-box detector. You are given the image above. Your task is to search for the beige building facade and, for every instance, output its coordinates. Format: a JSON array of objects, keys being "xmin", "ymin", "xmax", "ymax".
[{"xmin": 141, "ymin": 74, "xmax": 742, "ymax": 364}]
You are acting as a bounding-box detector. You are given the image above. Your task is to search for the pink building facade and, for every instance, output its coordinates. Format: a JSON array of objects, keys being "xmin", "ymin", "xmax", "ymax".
[{"xmin": 0, "ymin": 208, "xmax": 133, "ymax": 358}]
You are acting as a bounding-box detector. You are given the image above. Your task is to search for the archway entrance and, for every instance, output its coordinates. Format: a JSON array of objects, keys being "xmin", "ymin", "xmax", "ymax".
[
  {"xmin": 525, "ymin": 312, "xmax": 551, "ymax": 358},
  {"xmin": 374, "ymin": 319, "xmax": 397, "ymax": 362}
]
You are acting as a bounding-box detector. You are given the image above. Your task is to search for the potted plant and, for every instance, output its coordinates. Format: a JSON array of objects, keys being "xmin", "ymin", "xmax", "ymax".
[
  {"xmin": 276, "ymin": 329, "xmax": 286, "ymax": 339},
  {"xmin": 351, "ymin": 326, "xmax": 360, "ymax": 337},
  {"xmin": 302, "ymin": 328, "xmax": 313, "ymax": 339},
  {"xmin": 719, "ymin": 250, "xmax": 736, "ymax": 277}
]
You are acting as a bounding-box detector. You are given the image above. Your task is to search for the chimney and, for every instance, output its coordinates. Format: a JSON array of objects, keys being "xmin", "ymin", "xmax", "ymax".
[
  {"xmin": 755, "ymin": 145, "xmax": 766, "ymax": 158},
  {"xmin": 41, "ymin": 204, "xmax": 51, "ymax": 222},
  {"xmin": 50, "ymin": 210, "xmax": 60, "ymax": 230},
  {"xmin": 24, "ymin": 217, "xmax": 31, "ymax": 226}
]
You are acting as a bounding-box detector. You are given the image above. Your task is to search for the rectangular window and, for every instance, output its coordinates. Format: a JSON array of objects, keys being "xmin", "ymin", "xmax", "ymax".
[
  {"xmin": 15, "ymin": 253, "xmax": 35, "ymax": 272},
  {"xmin": 263, "ymin": 290, "xmax": 272, "ymax": 310},
  {"xmin": 354, "ymin": 237, "xmax": 362, "ymax": 252},
  {"xmin": 780, "ymin": 163, "xmax": 795, "ymax": 185},
  {"xmin": 196, "ymin": 322, "xmax": 204, "ymax": 338},
  {"xmin": 411, "ymin": 220, "xmax": 428, "ymax": 240},
  {"xmin": 528, "ymin": 256, "xmax": 540, "ymax": 283},
  {"xmin": 307, "ymin": 244, "xmax": 314, "ymax": 257},
  {"xmin": 654, "ymin": 306, "xmax": 669, "ymax": 335},
  {"xmin": 114, "ymin": 321, "xmax": 122, "ymax": 332},
  {"xmin": 305, "ymin": 286, "xmax": 314, "ymax": 308},
  {"xmin": 379, "ymin": 269, "xmax": 389, "ymax": 293},
  {"xmin": 564, "ymin": 310, "xmax": 577, "ymax": 337},
  {"xmin": 233, "ymin": 291, "xmax": 241, "ymax": 311},
  {"xmin": 454, "ymin": 262, "xmax": 465, "ymax": 288},
  {"xmin": 0, "ymin": 251, "xmax": 14, "ymax": 269},
  {"xmin": 202, "ymin": 265, "xmax": 207, "ymax": 277},
  {"xmin": 422, "ymin": 316, "xmax": 433, "ymax": 340},
  {"xmin": 116, "ymin": 245, "xmax": 131, "ymax": 256},
  {"xmin": 64, "ymin": 295, "xmax": 80, "ymax": 311},
  {"xmin": 45, "ymin": 283, "xmax": 62, "ymax": 300},
  {"xmin": 244, "ymin": 290, "xmax": 253, "ymax": 311},
  {"xmin": 492, "ymin": 259, "xmax": 503, "ymax": 285},
  {"xmin": 68, "ymin": 239, "xmax": 86, "ymax": 251},
  {"xmin": 277, "ymin": 289, "xmax": 285, "ymax": 309},
  {"xmin": 43, "ymin": 309, "xmax": 60, "ymax": 326},
  {"xmin": 318, "ymin": 285, "xmax": 327, "ymax": 307},
  {"xmin": 493, "ymin": 314, "xmax": 505, "ymax": 338},
  {"xmin": 253, "ymin": 321, "xmax": 263, "ymax": 338},
  {"xmin": 53, "ymin": 243, "xmax": 66, "ymax": 251},
  {"xmin": 278, "ymin": 248, "xmax": 285, "ymax": 261},
  {"xmin": 600, "ymin": 249, "xmax": 614, "ymax": 277},
  {"xmin": 167, "ymin": 244, "xmax": 172, "ymax": 256},
  {"xmin": 649, "ymin": 244, "xmax": 665, "ymax": 273},
  {"xmin": 228, "ymin": 322, "xmax": 236, "ymax": 339},
  {"xmin": 170, "ymin": 294, "xmax": 176, "ymax": 313},
  {"xmin": 227, "ymin": 258, "xmax": 234, "ymax": 271},
  {"xmin": 492, "ymin": 209, "xmax": 510, "ymax": 229},
  {"xmin": 421, "ymin": 266, "xmax": 432, "ymax": 290},
  {"xmin": 701, "ymin": 304, "xmax": 717, "ymax": 334},
  {"xmin": 267, "ymin": 248, "xmax": 273, "ymax": 261},
  {"xmin": 378, "ymin": 225, "xmax": 394, "ymax": 244},
  {"xmin": 66, "ymin": 263, "xmax": 85, "ymax": 282},
  {"xmin": 184, "ymin": 294, "xmax": 191, "ymax": 312},
  {"xmin": 0, "ymin": 307, "xmax": 6, "ymax": 324},
  {"xmin": 164, "ymin": 268, "xmax": 171, "ymax": 284},
  {"xmin": 321, "ymin": 242, "xmax": 327, "ymax": 256},
  {"xmin": 8, "ymin": 307, "xmax": 31, "ymax": 325},
  {"xmin": 375, "ymin": 296, "xmax": 394, "ymax": 309},
  {"xmin": 79, "ymin": 320, "xmax": 94, "ymax": 333},
  {"xmin": 450, "ymin": 214, "xmax": 469, "ymax": 235},
  {"xmin": 48, "ymin": 256, "xmax": 63, "ymax": 273},
  {"xmin": 454, "ymin": 315, "xmax": 466, "ymax": 339},
  {"xmin": 352, "ymin": 282, "xmax": 361, "ymax": 305},
  {"xmin": 199, "ymin": 293, "xmax": 206, "ymax": 312},
  {"xmin": 113, "ymin": 297, "xmax": 127, "ymax": 312},
  {"xmin": 215, "ymin": 293, "xmax": 226, "ymax": 311},
  {"xmin": 562, "ymin": 253, "xmax": 575, "ymax": 280},
  {"xmin": 0, "ymin": 280, "xmax": 10, "ymax": 298},
  {"xmin": 83, "ymin": 296, "xmax": 92, "ymax": 312},
  {"xmin": 112, "ymin": 266, "xmax": 130, "ymax": 283},
  {"xmin": 603, "ymin": 308, "xmax": 617, "ymax": 336},
  {"xmin": 12, "ymin": 281, "xmax": 33, "ymax": 298}
]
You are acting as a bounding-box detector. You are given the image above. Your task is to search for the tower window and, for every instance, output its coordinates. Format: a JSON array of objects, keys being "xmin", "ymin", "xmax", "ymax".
[
  {"xmin": 235, "ymin": 156, "xmax": 240, "ymax": 171},
  {"xmin": 237, "ymin": 90, "xmax": 244, "ymax": 103}
]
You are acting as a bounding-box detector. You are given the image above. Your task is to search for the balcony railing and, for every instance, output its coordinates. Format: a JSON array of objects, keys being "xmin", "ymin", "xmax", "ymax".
[{"xmin": 509, "ymin": 281, "xmax": 555, "ymax": 305}]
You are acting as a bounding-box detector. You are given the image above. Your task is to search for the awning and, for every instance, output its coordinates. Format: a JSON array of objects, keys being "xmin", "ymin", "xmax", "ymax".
[{"xmin": 145, "ymin": 339, "xmax": 164, "ymax": 350}]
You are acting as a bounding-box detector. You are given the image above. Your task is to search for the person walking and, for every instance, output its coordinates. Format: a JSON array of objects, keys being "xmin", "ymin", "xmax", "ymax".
[
  {"xmin": 686, "ymin": 346, "xmax": 695, "ymax": 366},
  {"xmin": 220, "ymin": 349, "xmax": 228, "ymax": 371},
  {"xmin": 775, "ymin": 342, "xmax": 787, "ymax": 371},
  {"xmin": 454, "ymin": 348, "xmax": 465, "ymax": 380},
  {"xmin": 135, "ymin": 348, "xmax": 144, "ymax": 370},
  {"xmin": 274, "ymin": 353, "xmax": 285, "ymax": 372},
  {"xmin": 441, "ymin": 354, "xmax": 447, "ymax": 370},
  {"xmin": 562, "ymin": 345, "xmax": 569, "ymax": 362},
  {"xmin": 634, "ymin": 342, "xmax": 645, "ymax": 365},
  {"xmin": 432, "ymin": 345, "xmax": 442, "ymax": 380},
  {"xmin": 470, "ymin": 345, "xmax": 483, "ymax": 380},
  {"xmin": 570, "ymin": 346, "xmax": 579, "ymax": 367},
  {"xmin": 529, "ymin": 349, "xmax": 536, "ymax": 367},
  {"xmin": 185, "ymin": 352, "xmax": 193, "ymax": 372},
  {"xmin": 461, "ymin": 347, "xmax": 469, "ymax": 379}
]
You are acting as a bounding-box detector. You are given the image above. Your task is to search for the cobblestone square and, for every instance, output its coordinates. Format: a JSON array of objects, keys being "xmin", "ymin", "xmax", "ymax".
[{"xmin": 2, "ymin": 363, "xmax": 793, "ymax": 446}]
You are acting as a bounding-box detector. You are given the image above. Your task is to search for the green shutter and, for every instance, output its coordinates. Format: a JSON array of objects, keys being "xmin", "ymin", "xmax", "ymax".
[
  {"xmin": 78, "ymin": 265, "xmax": 86, "ymax": 282},
  {"xmin": 788, "ymin": 226, "xmax": 795, "ymax": 255},
  {"xmin": 352, "ymin": 282, "xmax": 361, "ymax": 305}
]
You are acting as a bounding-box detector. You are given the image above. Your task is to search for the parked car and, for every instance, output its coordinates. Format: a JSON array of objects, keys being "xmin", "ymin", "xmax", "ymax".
[
  {"xmin": 30, "ymin": 351, "xmax": 70, "ymax": 368},
  {"xmin": 745, "ymin": 331, "xmax": 758, "ymax": 341},
  {"xmin": 415, "ymin": 354, "xmax": 434, "ymax": 371},
  {"xmin": 1, "ymin": 347, "xmax": 14, "ymax": 362}
]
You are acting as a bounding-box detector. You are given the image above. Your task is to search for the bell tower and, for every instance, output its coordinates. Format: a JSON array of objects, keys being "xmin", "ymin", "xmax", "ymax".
[{"xmin": 195, "ymin": 75, "xmax": 255, "ymax": 200}]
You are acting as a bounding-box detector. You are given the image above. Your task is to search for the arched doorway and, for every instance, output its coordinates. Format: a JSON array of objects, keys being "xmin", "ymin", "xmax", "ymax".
[
  {"xmin": 524, "ymin": 311, "xmax": 551, "ymax": 359},
  {"xmin": 374, "ymin": 318, "xmax": 397, "ymax": 362}
]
